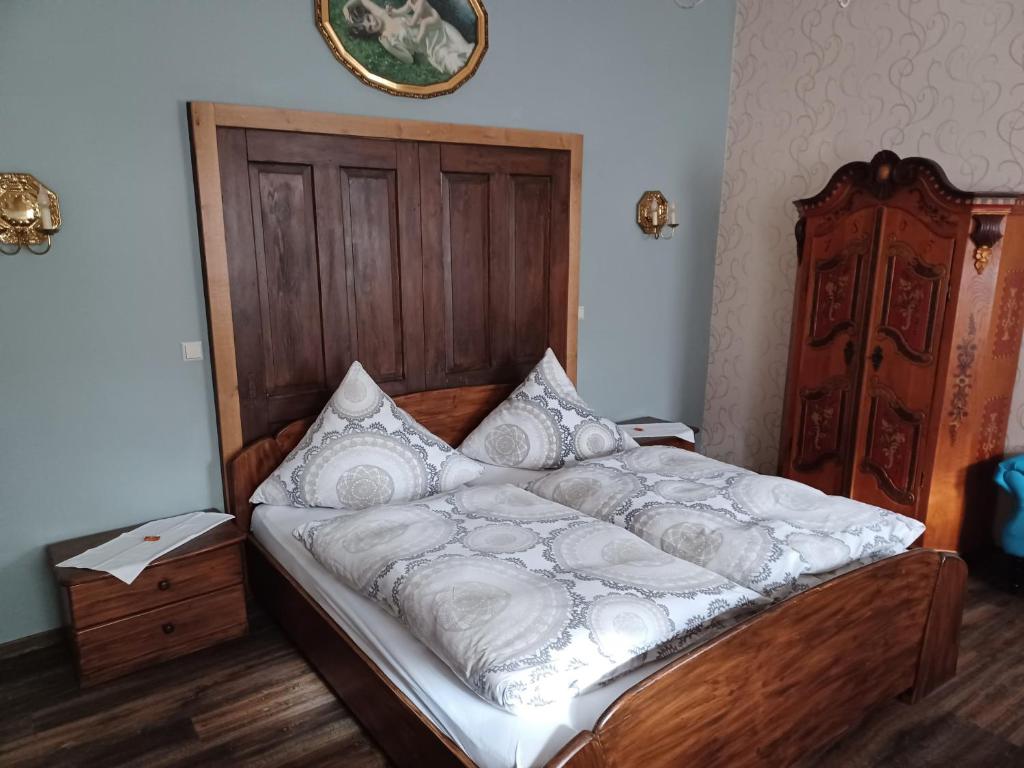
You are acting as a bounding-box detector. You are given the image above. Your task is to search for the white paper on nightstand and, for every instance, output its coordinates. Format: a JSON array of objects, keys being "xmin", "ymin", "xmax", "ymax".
[
  {"xmin": 57, "ymin": 511, "xmax": 234, "ymax": 584},
  {"xmin": 619, "ymin": 422, "xmax": 696, "ymax": 443}
]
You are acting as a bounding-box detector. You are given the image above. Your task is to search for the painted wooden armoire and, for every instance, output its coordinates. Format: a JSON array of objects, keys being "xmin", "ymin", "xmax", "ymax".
[{"xmin": 779, "ymin": 151, "xmax": 1024, "ymax": 553}]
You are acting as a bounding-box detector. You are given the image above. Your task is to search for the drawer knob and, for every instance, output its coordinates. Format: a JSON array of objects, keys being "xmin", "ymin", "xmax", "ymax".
[
  {"xmin": 162, "ymin": 622, "xmax": 175, "ymax": 635},
  {"xmin": 158, "ymin": 579, "xmax": 171, "ymax": 591}
]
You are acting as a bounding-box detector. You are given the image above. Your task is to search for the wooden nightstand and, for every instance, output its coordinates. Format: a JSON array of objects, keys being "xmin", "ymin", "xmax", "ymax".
[
  {"xmin": 47, "ymin": 516, "xmax": 248, "ymax": 686},
  {"xmin": 620, "ymin": 416, "xmax": 699, "ymax": 452}
]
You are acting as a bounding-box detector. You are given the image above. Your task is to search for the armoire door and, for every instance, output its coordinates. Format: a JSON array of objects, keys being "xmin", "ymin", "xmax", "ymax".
[
  {"xmin": 418, "ymin": 143, "xmax": 571, "ymax": 389},
  {"xmin": 216, "ymin": 128, "xmax": 426, "ymax": 442},
  {"xmin": 848, "ymin": 207, "xmax": 956, "ymax": 517},
  {"xmin": 780, "ymin": 206, "xmax": 879, "ymax": 494}
]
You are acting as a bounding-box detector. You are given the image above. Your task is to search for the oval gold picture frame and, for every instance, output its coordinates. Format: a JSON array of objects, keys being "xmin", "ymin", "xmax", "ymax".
[{"xmin": 316, "ymin": 0, "xmax": 488, "ymax": 99}]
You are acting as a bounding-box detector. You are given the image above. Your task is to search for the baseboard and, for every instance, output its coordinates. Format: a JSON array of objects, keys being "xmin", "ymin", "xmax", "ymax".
[{"xmin": 0, "ymin": 628, "xmax": 63, "ymax": 660}]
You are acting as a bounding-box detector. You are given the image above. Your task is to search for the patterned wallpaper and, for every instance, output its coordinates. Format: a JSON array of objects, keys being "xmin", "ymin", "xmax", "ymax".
[{"xmin": 703, "ymin": 0, "xmax": 1024, "ymax": 473}]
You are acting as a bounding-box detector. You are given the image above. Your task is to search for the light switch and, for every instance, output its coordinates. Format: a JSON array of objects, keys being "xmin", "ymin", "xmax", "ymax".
[
  {"xmin": 181, "ymin": 341, "xmax": 204, "ymax": 361},
  {"xmin": 578, "ymin": 305, "xmax": 585, "ymax": 320}
]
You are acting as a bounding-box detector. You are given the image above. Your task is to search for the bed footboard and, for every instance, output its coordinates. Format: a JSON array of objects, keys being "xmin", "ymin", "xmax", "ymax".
[{"xmin": 547, "ymin": 549, "xmax": 966, "ymax": 768}]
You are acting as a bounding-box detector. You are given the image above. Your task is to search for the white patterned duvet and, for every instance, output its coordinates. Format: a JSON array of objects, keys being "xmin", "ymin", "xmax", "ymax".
[
  {"xmin": 525, "ymin": 446, "xmax": 925, "ymax": 598},
  {"xmin": 295, "ymin": 484, "xmax": 762, "ymax": 712}
]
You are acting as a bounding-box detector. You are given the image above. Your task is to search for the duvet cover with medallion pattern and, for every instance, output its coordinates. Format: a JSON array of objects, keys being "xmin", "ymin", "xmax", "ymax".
[
  {"xmin": 295, "ymin": 484, "xmax": 762, "ymax": 712},
  {"xmin": 524, "ymin": 446, "xmax": 925, "ymax": 598}
]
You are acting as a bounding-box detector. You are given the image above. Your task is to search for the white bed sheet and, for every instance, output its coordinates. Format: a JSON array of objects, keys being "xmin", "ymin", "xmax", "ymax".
[{"xmin": 252, "ymin": 503, "xmax": 685, "ymax": 768}]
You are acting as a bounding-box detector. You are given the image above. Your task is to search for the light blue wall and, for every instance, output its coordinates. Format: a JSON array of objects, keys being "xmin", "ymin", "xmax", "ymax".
[{"xmin": 0, "ymin": 0, "xmax": 736, "ymax": 643}]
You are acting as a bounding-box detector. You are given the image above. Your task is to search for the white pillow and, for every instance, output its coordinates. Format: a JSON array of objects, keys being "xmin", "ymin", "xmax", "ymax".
[
  {"xmin": 251, "ymin": 361, "xmax": 483, "ymax": 510},
  {"xmin": 460, "ymin": 349, "xmax": 634, "ymax": 470}
]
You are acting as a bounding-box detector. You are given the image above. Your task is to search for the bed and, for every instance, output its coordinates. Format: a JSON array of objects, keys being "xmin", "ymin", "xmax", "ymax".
[{"xmin": 189, "ymin": 102, "xmax": 967, "ymax": 768}]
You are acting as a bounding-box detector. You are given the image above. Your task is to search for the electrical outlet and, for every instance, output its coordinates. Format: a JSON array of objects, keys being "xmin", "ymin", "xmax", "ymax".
[
  {"xmin": 578, "ymin": 305, "xmax": 585, "ymax": 320},
  {"xmin": 181, "ymin": 341, "xmax": 204, "ymax": 361}
]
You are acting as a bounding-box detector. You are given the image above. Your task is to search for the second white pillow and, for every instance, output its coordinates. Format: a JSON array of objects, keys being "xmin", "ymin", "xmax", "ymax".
[{"xmin": 460, "ymin": 349, "xmax": 631, "ymax": 470}]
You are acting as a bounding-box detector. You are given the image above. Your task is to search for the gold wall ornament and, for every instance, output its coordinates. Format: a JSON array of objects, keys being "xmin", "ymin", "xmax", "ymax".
[
  {"xmin": 969, "ymin": 213, "xmax": 1006, "ymax": 275},
  {"xmin": 315, "ymin": 0, "xmax": 488, "ymax": 99},
  {"xmin": 637, "ymin": 190, "xmax": 678, "ymax": 239},
  {"xmin": 0, "ymin": 173, "xmax": 61, "ymax": 255},
  {"xmin": 973, "ymin": 245, "xmax": 992, "ymax": 274}
]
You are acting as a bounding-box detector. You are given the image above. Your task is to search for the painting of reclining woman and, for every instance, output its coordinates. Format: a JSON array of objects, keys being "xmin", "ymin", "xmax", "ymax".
[{"xmin": 316, "ymin": 0, "xmax": 488, "ymax": 97}]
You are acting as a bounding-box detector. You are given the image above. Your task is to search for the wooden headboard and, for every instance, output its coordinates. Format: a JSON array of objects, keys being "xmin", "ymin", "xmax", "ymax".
[{"xmin": 189, "ymin": 103, "xmax": 582, "ymax": 514}]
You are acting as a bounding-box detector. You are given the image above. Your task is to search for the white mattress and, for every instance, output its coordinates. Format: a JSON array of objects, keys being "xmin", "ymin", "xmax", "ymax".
[{"xmin": 252, "ymin": 503, "xmax": 685, "ymax": 768}]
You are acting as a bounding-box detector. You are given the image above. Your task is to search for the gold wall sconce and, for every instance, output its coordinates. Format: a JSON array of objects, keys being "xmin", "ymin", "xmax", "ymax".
[
  {"xmin": 0, "ymin": 173, "xmax": 61, "ymax": 255},
  {"xmin": 637, "ymin": 190, "xmax": 678, "ymax": 240}
]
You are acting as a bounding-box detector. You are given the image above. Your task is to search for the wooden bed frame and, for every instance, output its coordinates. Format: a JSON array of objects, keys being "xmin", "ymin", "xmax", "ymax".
[
  {"xmin": 191, "ymin": 103, "xmax": 967, "ymax": 767},
  {"xmin": 229, "ymin": 405, "xmax": 966, "ymax": 768}
]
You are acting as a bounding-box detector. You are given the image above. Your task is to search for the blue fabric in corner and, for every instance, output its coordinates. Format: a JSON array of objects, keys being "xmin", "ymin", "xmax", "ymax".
[{"xmin": 994, "ymin": 455, "xmax": 1024, "ymax": 557}]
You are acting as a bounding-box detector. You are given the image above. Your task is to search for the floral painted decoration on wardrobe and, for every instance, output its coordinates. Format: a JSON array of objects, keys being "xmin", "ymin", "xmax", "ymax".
[{"xmin": 251, "ymin": 360, "xmax": 483, "ymax": 510}]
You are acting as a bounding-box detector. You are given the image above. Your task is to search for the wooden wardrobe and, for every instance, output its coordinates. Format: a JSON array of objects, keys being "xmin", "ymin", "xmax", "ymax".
[{"xmin": 779, "ymin": 151, "xmax": 1024, "ymax": 554}]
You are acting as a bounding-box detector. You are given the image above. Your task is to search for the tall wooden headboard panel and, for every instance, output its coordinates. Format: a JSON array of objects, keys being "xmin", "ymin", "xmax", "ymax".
[{"xmin": 189, "ymin": 103, "xmax": 582, "ymax": 486}]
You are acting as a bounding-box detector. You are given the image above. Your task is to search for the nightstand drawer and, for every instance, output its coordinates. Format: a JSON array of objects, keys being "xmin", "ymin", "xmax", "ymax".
[
  {"xmin": 67, "ymin": 545, "xmax": 243, "ymax": 629},
  {"xmin": 75, "ymin": 584, "xmax": 247, "ymax": 685}
]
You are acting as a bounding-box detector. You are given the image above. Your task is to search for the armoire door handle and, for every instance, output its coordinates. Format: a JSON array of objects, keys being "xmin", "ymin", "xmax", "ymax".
[
  {"xmin": 870, "ymin": 345, "xmax": 884, "ymax": 371},
  {"xmin": 843, "ymin": 340, "xmax": 855, "ymax": 366}
]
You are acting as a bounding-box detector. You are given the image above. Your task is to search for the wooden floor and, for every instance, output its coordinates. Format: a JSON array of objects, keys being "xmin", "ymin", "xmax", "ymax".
[{"xmin": 2, "ymin": 575, "xmax": 1023, "ymax": 768}]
